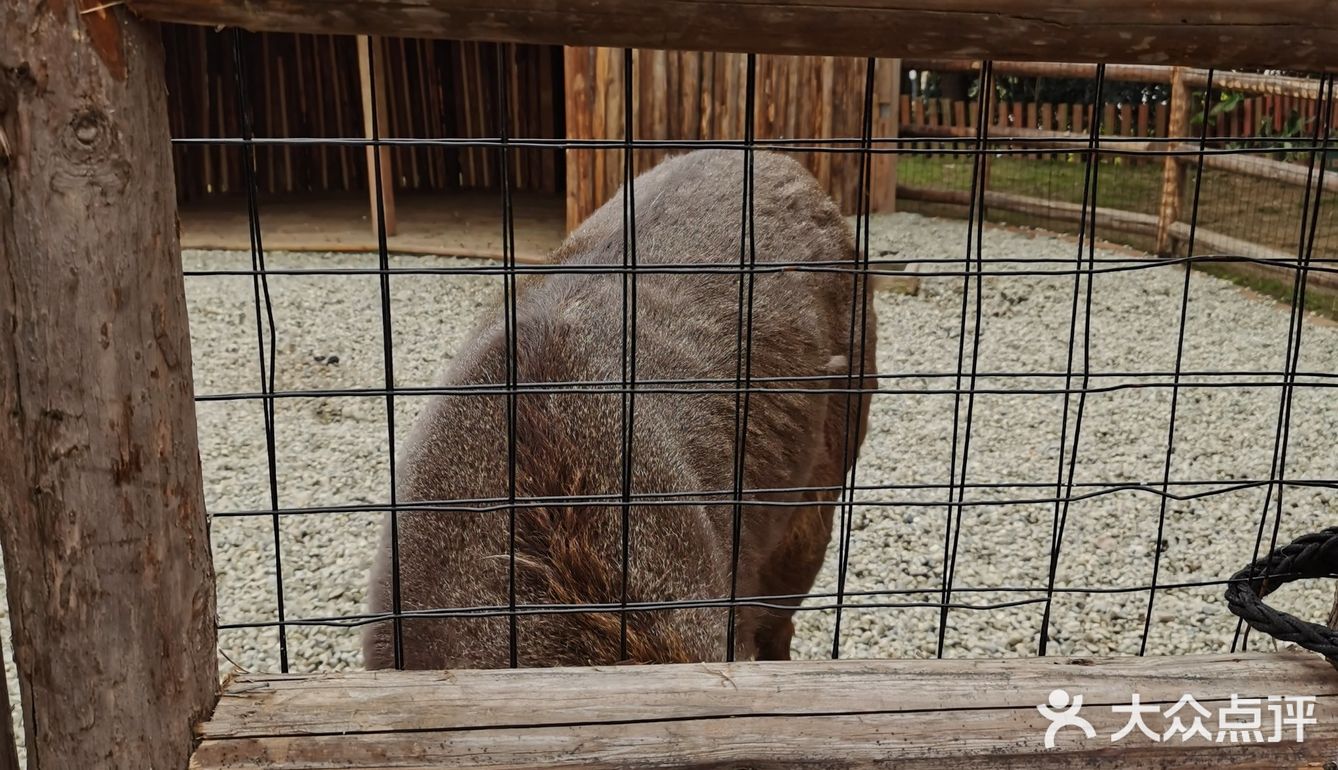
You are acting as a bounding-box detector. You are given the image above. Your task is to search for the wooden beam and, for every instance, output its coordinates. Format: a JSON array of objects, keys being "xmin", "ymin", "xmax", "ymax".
[
  {"xmin": 904, "ymin": 59, "xmax": 1174, "ymax": 84},
  {"xmin": 1181, "ymin": 69, "xmax": 1325, "ymax": 100},
  {"xmin": 0, "ymin": 4, "xmax": 217, "ymax": 770},
  {"xmin": 1165, "ymin": 222, "xmax": 1338, "ymax": 291},
  {"xmin": 188, "ymin": 653, "xmax": 1338, "ymax": 768},
  {"xmin": 126, "ymin": 1, "xmax": 1338, "ymax": 72},
  {"xmin": 1177, "ymin": 143, "xmax": 1338, "ymax": 196},
  {"xmin": 896, "ymin": 185, "xmax": 1338, "ymax": 292},
  {"xmin": 357, "ymin": 34, "xmax": 398, "ymax": 237},
  {"xmin": 906, "ymin": 60, "xmax": 1329, "ymax": 101},
  {"xmin": 897, "ymin": 185, "xmax": 1162, "ymax": 239}
]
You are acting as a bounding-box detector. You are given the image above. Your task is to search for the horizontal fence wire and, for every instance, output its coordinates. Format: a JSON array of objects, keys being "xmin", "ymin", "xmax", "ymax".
[{"xmin": 190, "ymin": 28, "xmax": 1337, "ymax": 670}]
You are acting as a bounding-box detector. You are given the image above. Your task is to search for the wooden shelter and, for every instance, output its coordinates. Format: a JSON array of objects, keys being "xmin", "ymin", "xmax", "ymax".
[{"xmin": 161, "ymin": 26, "xmax": 901, "ymax": 236}]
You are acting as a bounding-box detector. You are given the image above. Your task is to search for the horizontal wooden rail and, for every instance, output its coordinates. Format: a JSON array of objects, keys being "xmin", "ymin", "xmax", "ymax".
[
  {"xmin": 189, "ymin": 652, "xmax": 1338, "ymax": 768},
  {"xmin": 897, "ymin": 184, "xmax": 1338, "ymax": 291},
  {"xmin": 898, "ymin": 185, "xmax": 1161, "ymax": 238},
  {"xmin": 126, "ymin": 1, "xmax": 1338, "ymax": 72},
  {"xmin": 904, "ymin": 59, "xmax": 1174, "ymax": 84},
  {"xmin": 900, "ymin": 122, "xmax": 1338, "ymax": 193},
  {"xmin": 904, "ymin": 60, "xmax": 1328, "ymax": 99}
]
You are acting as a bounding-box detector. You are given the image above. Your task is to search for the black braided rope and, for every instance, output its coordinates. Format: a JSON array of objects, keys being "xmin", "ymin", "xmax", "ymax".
[{"xmin": 1225, "ymin": 526, "xmax": 1338, "ymax": 671}]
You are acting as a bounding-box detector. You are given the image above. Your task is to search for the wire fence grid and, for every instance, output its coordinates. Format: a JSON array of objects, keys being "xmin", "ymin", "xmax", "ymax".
[{"xmin": 175, "ymin": 29, "xmax": 1337, "ymax": 673}]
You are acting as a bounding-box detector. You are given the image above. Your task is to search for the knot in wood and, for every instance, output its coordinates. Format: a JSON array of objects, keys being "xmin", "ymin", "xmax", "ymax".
[{"xmin": 69, "ymin": 108, "xmax": 111, "ymax": 152}]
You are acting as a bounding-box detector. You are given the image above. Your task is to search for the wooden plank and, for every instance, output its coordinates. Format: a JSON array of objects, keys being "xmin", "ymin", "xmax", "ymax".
[
  {"xmin": 783, "ymin": 54, "xmax": 800, "ymax": 141},
  {"xmin": 190, "ymin": 653, "xmax": 1338, "ymax": 769},
  {"xmin": 326, "ymin": 35, "xmax": 352, "ymax": 190},
  {"xmin": 127, "ymin": 1, "xmax": 1338, "ymax": 72},
  {"xmin": 907, "ymin": 59, "xmax": 1173, "ymax": 82},
  {"xmin": 1156, "ymin": 66, "xmax": 1189, "ymax": 256},
  {"xmin": 0, "ymin": 5, "xmax": 218, "ymax": 769},
  {"xmin": 899, "ymin": 184, "xmax": 1162, "ymax": 236},
  {"xmin": 538, "ymin": 45, "xmax": 557, "ymax": 193},
  {"xmin": 682, "ymin": 51, "xmax": 702, "ymax": 140},
  {"xmin": 1178, "ymin": 143, "xmax": 1338, "ymax": 194},
  {"xmin": 1183, "ymin": 69, "xmax": 1326, "ymax": 100},
  {"xmin": 357, "ymin": 34, "xmax": 398, "ymax": 235},
  {"xmin": 816, "ymin": 56, "xmax": 835, "ymax": 191},
  {"xmin": 870, "ymin": 57, "xmax": 900, "ymax": 212},
  {"xmin": 563, "ymin": 46, "xmax": 593, "ymax": 231},
  {"xmin": 1167, "ymin": 222, "xmax": 1338, "ymax": 291}
]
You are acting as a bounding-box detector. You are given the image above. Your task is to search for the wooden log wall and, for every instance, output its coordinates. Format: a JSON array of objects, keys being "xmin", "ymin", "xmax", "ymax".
[
  {"xmin": 160, "ymin": 25, "xmax": 565, "ymax": 203},
  {"xmin": 563, "ymin": 49, "xmax": 900, "ymax": 230}
]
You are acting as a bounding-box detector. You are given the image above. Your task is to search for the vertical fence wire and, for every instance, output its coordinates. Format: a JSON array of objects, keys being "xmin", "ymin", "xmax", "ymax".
[
  {"xmin": 830, "ymin": 56, "xmax": 878, "ymax": 658},
  {"xmin": 363, "ymin": 35, "xmax": 406, "ymax": 671},
  {"xmin": 493, "ymin": 43, "xmax": 523, "ymax": 668},
  {"xmin": 935, "ymin": 59, "xmax": 994, "ymax": 658},
  {"xmin": 1140, "ymin": 68, "xmax": 1218, "ymax": 656},
  {"xmin": 618, "ymin": 47, "xmax": 639, "ymax": 661},
  {"xmin": 1036, "ymin": 64, "xmax": 1108, "ymax": 656},
  {"xmin": 725, "ymin": 53, "xmax": 760, "ymax": 662},
  {"xmin": 1233, "ymin": 73, "xmax": 1335, "ymax": 653},
  {"xmin": 181, "ymin": 35, "xmax": 1338, "ymax": 670},
  {"xmin": 230, "ymin": 28, "xmax": 289, "ymax": 673}
]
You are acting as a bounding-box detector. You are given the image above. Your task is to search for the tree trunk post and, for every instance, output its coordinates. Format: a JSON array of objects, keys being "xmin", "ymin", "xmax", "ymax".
[
  {"xmin": 1156, "ymin": 66, "xmax": 1189, "ymax": 257},
  {"xmin": 0, "ymin": 4, "xmax": 217, "ymax": 769}
]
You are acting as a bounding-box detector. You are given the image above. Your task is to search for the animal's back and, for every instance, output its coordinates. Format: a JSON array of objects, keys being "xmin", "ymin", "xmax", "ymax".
[{"xmin": 364, "ymin": 149, "xmax": 877, "ymax": 668}]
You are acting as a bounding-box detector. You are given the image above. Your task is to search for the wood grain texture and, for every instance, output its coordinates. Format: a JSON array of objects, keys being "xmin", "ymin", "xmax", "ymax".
[
  {"xmin": 127, "ymin": 0, "xmax": 1338, "ymax": 71},
  {"xmin": 0, "ymin": 4, "xmax": 217, "ymax": 770},
  {"xmin": 190, "ymin": 652, "xmax": 1338, "ymax": 768},
  {"xmin": 357, "ymin": 35, "xmax": 398, "ymax": 236},
  {"xmin": 1156, "ymin": 67, "xmax": 1190, "ymax": 256}
]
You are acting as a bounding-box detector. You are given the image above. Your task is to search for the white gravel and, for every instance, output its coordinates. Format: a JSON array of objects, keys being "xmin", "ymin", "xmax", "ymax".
[{"xmin": 3, "ymin": 211, "xmax": 1336, "ymax": 757}]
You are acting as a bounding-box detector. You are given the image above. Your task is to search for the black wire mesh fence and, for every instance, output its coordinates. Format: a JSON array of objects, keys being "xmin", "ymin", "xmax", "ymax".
[{"xmin": 175, "ymin": 29, "xmax": 1338, "ymax": 673}]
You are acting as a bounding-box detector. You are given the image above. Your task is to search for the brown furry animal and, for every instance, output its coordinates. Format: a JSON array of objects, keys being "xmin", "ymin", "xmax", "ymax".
[{"xmin": 363, "ymin": 149, "xmax": 878, "ymax": 669}]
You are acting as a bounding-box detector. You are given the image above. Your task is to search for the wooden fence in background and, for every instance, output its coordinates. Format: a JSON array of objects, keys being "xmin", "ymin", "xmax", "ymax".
[
  {"xmin": 161, "ymin": 26, "xmax": 565, "ymax": 202},
  {"xmin": 894, "ymin": 61, "xmax": 1338, "ymax": 289},
  {"xmin": 562, "ymin": 50, "xmax": 901, "ymax": 228},
  {"xmin": 899, "ymin": 92, "xmax": 1327, "ymax": 158}
]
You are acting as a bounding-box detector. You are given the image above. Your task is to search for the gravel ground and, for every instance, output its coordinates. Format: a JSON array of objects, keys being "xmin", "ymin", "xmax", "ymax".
[{"xmin": 4, "ymin": 211, "xmax": 1337, "ymax": 754}]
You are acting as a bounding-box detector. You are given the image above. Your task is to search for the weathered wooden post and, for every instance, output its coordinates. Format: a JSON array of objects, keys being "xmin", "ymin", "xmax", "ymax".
[
  {"xmin": 357, "ymin": 34, "xmax": 398, "ymax": 237},
  {"xmin": 1156, "ymin": 66, "xmax": 1189, "ymax": 257},
  {"xmin": 0, "ymin": 3, "xmax": 217, "ymax": 769}
]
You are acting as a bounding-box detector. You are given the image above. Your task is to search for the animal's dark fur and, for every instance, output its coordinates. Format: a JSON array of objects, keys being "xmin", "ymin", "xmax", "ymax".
[{"xmin": 363, "ymin": 149, "xmax": 878, "ymax": 668}]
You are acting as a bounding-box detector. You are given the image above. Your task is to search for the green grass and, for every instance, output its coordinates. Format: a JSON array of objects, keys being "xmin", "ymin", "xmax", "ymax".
[{"xmin": 896, "ymin": 154, "xmax": 1338, "ymax": 320}]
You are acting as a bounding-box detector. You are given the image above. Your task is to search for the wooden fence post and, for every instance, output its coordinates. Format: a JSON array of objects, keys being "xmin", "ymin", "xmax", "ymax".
[
  {"xmin": 0, "ymin": 4, "xmax": 217, "ymax": 769},
  {"xmin": 1156, "ymin": 66, "xmax": 1189, "ymax": 257},
  {"xmin": 358, "ymin": 35, "xmax": 398, "ymax": 237},
  {"xmin": 870, "ymin": 58, "xmax": 901, "ymax": 213}
]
